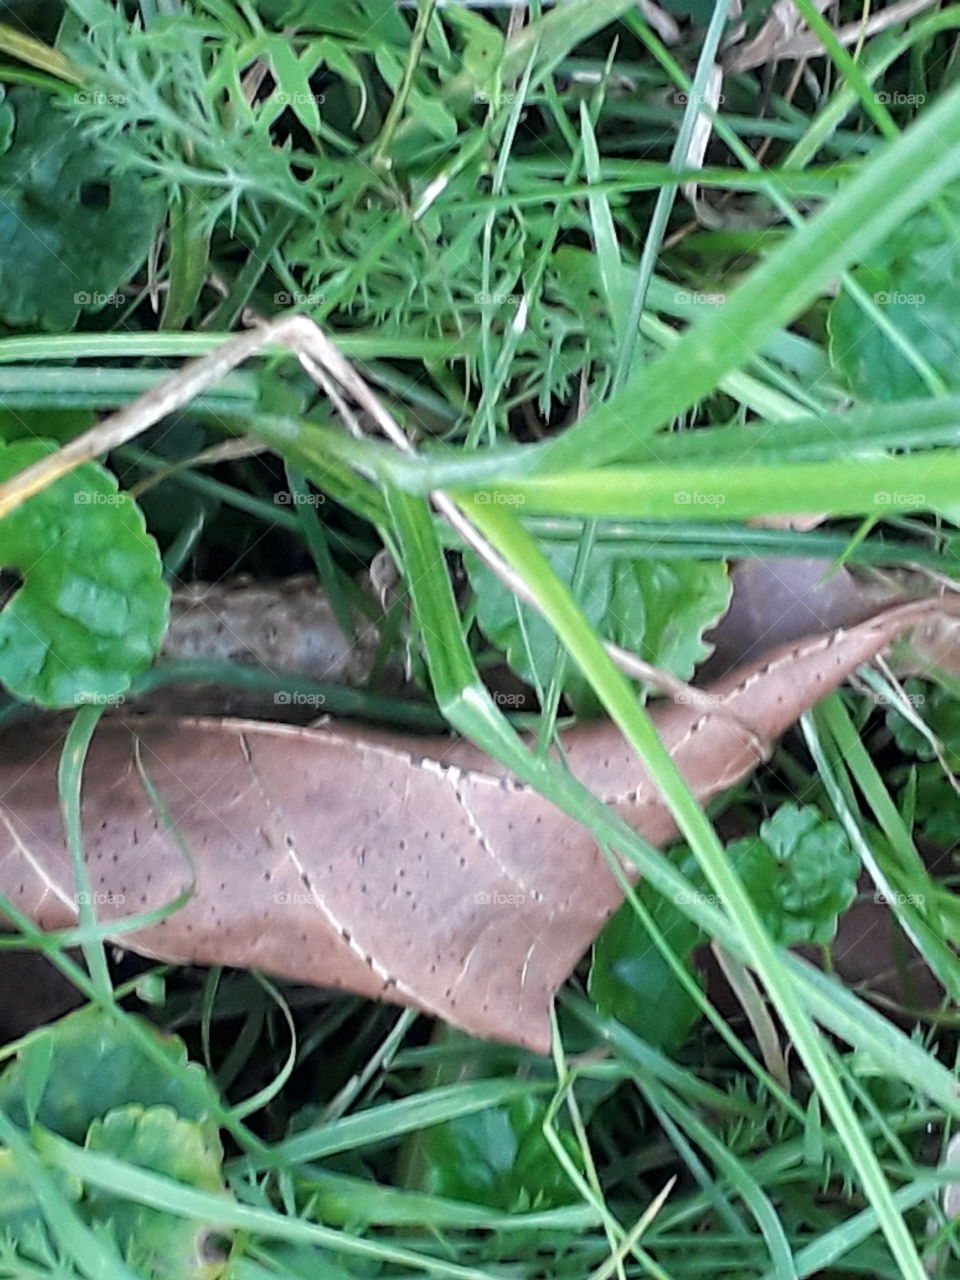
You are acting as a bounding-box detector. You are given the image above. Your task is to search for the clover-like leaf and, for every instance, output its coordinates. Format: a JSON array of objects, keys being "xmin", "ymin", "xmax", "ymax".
[
  {"xmin": 730, "ymin": 803, "xmax": 860, "ymax": 946},
  {"xmin": 0, "ymin": 438, "xmax": 169, "ymax": 708},
  {"xmin": 0, "ymin": 85, "xmax": 162, "ymax": 330},
  {"xmin": 0, "ymin": 1010, "xmax": 225, "ymax": 1270},
  {"xmin": 83, "ymin": 1105, "xmax": 229, "ymax": 1280}
]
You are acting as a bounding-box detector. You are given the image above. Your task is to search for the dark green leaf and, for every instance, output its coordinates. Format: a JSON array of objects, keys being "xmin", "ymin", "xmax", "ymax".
[
  {"xmin": 608, "ymin": 559, "xmax": 731, "ymax": 679},
  {"xmin": 0, "ymin": 85, "xmax": 162, "ymax": 330},
  {"xmin": 590, "ymin": 883, "xmax": 705, "ymax": 1053},
  {"xmin": 885, "ymin": 679, "xmax": 960, "ymax": 763},
  {"xmin": 418, "ymin": 1093, "xmax": 579, "ymax": 1212},
  {"xmin": 910, "ymin": 763, "xmax": 960, "ymax": 846},
  {"xmin": 466, "ymin": 543, "xmax": 728, "ymax": 713},
  {"xmin": 466, "ymin": 541, "xmax": 610, "ymax": 713},
  {"xmin": 828, "ymin": 199, "xmax": 960, "ymax": 400}
]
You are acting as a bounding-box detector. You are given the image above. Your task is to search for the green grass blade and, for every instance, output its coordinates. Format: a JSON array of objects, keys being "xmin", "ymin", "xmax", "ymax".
[
  {"xmin": 536, "ymin": 85, "xmax": 960, "ymax": 469},
  {"xmin": 460, "ymin": 499, "xmax": 932, "ymax": 1279}
]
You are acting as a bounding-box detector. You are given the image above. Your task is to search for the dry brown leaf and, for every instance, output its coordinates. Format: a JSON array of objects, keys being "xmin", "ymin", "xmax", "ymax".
[
  {"xmin": 1, "ymin": 596, "xmax": 956, "ymax": 1052},
  {"xmin": 722, "ymin": 0, "xmax": 935, "ymax": 73},
  {"xmin": 142, "ymin": 575, "xmax": 397, "ymax": 720},
  {"xmin": 722, "ymin": 0, "xmax": 830, "ymax": 72},
  {"xmin": 701, "ymin": 557, "xmax": 910, "ymax": 676}
]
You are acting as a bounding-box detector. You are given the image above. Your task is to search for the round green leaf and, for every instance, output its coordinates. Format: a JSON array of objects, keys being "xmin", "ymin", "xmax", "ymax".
[{"xmin": 0, "ymin": 439, "xmax": 169, "ymax": 708}]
